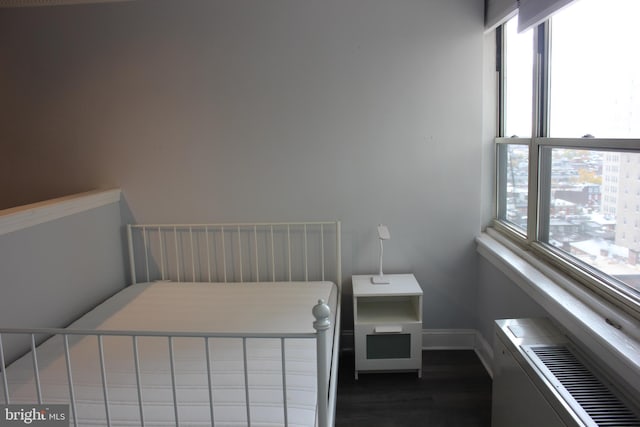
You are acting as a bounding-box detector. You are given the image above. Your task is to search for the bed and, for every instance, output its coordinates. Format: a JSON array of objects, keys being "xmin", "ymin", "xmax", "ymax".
[{"xmin": 0, "ymin": 221, "xmax": 342, "ymax": 427}]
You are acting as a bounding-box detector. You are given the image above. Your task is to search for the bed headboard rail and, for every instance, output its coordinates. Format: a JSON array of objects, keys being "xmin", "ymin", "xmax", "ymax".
[{"xmin": 127, "ymin": 221, "xmax": 341, "ymax": 287}]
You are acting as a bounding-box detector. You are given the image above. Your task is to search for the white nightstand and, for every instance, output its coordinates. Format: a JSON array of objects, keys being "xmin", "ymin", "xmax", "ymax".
[{"xmin": 352, "ymin": 274, "xmax": 423, "ymax": 379}]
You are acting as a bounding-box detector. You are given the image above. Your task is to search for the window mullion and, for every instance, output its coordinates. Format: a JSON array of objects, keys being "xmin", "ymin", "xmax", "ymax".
[
  {"xmin": 527, "ymin": 22, "xmax": 550, "ymax": 243},
  {"xmin": 496, "ymin": 26, "xmax": 504, "ymax": 137},
  {"xmin": 536, "ymin": 141, "xmax": 552, "ymax": 242},
  {"xmin": 527, "ymin": 139, "xmax": 541, "ymax": 243},
  {"xmin": 533, "ymin": 22, "xmax": 550, "ymax": 138}
]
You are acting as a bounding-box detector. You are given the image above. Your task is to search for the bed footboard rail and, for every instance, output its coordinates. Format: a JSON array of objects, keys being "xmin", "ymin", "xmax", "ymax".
[
  {"xmin": 127, "ymin": 221, "xmax": 341, "ymax": 287},
  {"xmin": 0, "ymin": 300, "xmax": 334, "ymax": 427}
]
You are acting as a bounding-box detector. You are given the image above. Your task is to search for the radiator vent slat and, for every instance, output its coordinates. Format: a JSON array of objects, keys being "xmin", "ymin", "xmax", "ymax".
[{"xmin": 529, "ymin": 345, "xmax": 640, "ymax": 427}]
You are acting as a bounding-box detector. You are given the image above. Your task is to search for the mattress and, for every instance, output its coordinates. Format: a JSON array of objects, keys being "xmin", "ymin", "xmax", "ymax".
[{"xmin": 2, "ymin": 281, "xmax": 337, "ymax": 426}]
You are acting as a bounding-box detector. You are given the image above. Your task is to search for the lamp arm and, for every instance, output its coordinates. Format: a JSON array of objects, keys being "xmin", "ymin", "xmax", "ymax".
[{"xmin": 378, "ymin": 238, "xmax": 384, "ymax": 277}]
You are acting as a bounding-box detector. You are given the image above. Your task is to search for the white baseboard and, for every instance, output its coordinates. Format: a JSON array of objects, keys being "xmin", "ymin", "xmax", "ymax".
[
  {"xmin": 474, "ymin": 331, "xmax": 494, "ymax": 378},
  {"xmin": 340, "ymin": 328, "xmax": 495, "ymax": 377}
]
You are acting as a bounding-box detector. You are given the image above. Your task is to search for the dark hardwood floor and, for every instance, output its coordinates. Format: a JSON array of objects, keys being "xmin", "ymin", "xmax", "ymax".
[{"xmin": 335, "ymin": 350, "xmax": 492, "ymax": 427}]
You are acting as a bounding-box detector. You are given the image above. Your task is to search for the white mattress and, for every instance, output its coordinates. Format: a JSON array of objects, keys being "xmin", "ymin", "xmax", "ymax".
[{"xmin": 3, "ymin": 281, "xmax": 337, "ymax": 426}]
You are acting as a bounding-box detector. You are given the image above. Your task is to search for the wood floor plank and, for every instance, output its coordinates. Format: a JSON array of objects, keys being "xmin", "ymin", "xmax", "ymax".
[{"xmin": 335, "ymin": 350, "xmax": 492, "ymax": 427}]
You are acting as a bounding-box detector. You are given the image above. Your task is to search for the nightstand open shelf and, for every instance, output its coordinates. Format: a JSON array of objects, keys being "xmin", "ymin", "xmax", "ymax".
[
  {"xmin": 352, "ymin": 274, "xmax": 423, "ymax": 379},
  {"xmin": 356, "ymin": 297, "xmax": 420, "ymax": 323}
]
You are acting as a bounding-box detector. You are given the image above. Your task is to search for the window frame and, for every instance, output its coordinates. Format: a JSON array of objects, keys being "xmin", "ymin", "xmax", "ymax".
[{"xmin": 494, "ymin": 15, "xmax": 640, "ymax": 318}]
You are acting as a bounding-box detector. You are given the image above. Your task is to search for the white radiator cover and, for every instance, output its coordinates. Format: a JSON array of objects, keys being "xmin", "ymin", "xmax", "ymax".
[{"xmin": 491, "ymin": 318, "xmax": 640, "ymax": 427}]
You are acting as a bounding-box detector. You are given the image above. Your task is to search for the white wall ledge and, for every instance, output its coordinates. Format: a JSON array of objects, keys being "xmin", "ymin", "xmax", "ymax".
[
  {"xmin": 476, "ymin": 228, "xmax": 640, "ymax": 396},
  {"xmin": 0, "ymin": 189, "xmax": 121, "ymax": 236}
]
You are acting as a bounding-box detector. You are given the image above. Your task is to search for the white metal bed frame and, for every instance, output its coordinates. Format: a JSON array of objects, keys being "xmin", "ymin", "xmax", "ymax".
[{"xmin": 0, "ymin": 221, "xmax": 342, "ymax": 427}]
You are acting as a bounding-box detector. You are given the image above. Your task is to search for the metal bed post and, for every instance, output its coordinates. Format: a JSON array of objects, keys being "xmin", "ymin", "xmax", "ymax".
[{"xmin": 313, "ymin": 299, "xmax": 331, "ymax": 427}]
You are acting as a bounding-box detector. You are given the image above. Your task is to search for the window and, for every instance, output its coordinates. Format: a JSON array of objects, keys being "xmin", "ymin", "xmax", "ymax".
[
  {"xmin": 549, "ymin": 0, "xmax": 640, "ymax": 138},
  {"xmin": 503, "ymin": 17, "xmax": 533, "ymax": 138},
  {"xmin": 495, "ymin": 0, "xmax": 640, "ymax": 316},
  {"xmin": 496, "ymin": 18, "xmax": 534, "ymax": 235},
  {"xmin": 497, "ymin": 143, "xmax": 529, "ymax": 233}
]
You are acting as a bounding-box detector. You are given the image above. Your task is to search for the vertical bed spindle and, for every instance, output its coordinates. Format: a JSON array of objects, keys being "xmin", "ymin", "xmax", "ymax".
[
  {"xmin": 159, "ymin": 227, "xmax": 166, "ymax": 281},
  {"xmin": 287, "ymin": 225, "xmax": 292, "ymax": 282},
  {"xmin": 254, "ymin": 225, "xmax": 259, "ymax": 281},
  {"xmin": 242, "ymin": 338, "xmax": 251, "ymax": 426},
  {"xmin": 270, "ymin": 225, "xmax": 276, "ymax": 282},
  {"xmin": 97, "ymin": 336, "xmax": 112, "ymax": 426},
  {"xmin": 132, "ymin": 336, "xmax": 145, "ymax": 426},
  {"xmin": 280, "ymin": 338, "xmax": 288, "ymax": 427},
  {"xmin": 238, "ymin": 225, "xmax": 243, "ymax": 283},
  {"xmin": 204, "ymin": 337, "xmax": 216, "ymax": 426},
  {"xmin": 174, "ymin": 227, "xmax": 180, "ymax": 282},
  {"xmin": 168, "ymin": 337, "xmax": 179, "ymax": 425},
  {"xmin": 321, "ymin": 224, "xmax": 325, "ymax": 282},
  {"xmin": 30, "ymin": 334, "xmax": 43, "ymax": 404},
  {"xmin": 190, "ymin": 226, "xmax": 196, "ymax": 282},
  {"xmin": 304, "ymin": 224, "xmax": 309, "ymax": 282},
  {"xmin": 143, "ymin": 227, "xmax": 150, "ymax": 283},
  {"xmin": 205, "ymin": 226, "xmax": 212, "ymax": 283},
  {"xmin": 0, "ymin": 334, "xmax": 9, "ymax": 404},
  {"xmin": 221, "ymin": 226, "xmax": 227, "ymax": 283},
  {"xmin": 63, "ymin": 335, "xmax": 78, "ymax": 427}
]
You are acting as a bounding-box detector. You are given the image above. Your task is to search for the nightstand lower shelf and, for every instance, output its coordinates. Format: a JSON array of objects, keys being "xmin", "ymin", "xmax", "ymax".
[{"xmin": 354, "ymin": 322, "xmax": 422, "ymax": 379}]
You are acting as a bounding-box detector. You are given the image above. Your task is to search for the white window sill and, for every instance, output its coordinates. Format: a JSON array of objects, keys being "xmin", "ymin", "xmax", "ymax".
[
  {"xmin": 0, "ymin": 189, "xmax": 121, "ymax": 236},
  {"xmin": 476, "ymin": 228, "xmax": 640, "ymax": 395}
]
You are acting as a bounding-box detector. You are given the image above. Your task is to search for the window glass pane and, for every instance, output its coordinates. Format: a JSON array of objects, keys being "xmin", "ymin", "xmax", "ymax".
[
  {"xmin": 499, "ymin": 143, "xmax": 529, "ymax": 232},
  {"xmin": 549, "ymin": 0, "xmax": 640, "ymax": 138},
  {"xmin": 543, "ymin": 147, "xmax": 640, "ymax": 297},
  {"xmin": 504, "ymin": 15, "xmax": 534, "ymax": 137}
]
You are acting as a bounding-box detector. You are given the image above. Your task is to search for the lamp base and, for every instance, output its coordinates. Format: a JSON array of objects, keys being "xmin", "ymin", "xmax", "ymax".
[{"xmin": 371, "ymin": 275, "xmax": 390, "ymax": 284}]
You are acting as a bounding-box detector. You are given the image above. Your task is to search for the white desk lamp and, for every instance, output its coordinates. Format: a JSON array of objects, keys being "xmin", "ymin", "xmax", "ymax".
[{"xmin": 371, "ymin": 224, "xmax": 391, "ymax": 284}]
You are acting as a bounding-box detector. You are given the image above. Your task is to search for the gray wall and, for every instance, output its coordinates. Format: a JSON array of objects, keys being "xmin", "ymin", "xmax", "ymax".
[
  {"xmin": 0, "ymin": 0, "xmax": 484, "ymax": 330},
  {"xmin": 0, "ymin": 202, "xmax": 127, "ymax": 361},
  {"xmin": 476, "ymin": 257, "xmax": 549, "ymax": 346}
]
